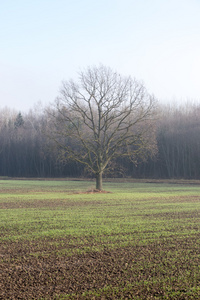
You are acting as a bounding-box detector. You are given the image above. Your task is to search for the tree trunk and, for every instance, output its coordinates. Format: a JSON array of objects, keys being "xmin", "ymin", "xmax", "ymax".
[{"xmin": 96, "ymin": 172, "xmax": 103, "ymax": 190}]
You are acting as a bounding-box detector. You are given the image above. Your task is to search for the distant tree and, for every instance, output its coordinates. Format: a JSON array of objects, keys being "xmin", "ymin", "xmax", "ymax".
[
  {"xmin": 46, "ymin": 65, "xmax": 157, "ymax": 189},
  {"xmin": 14, "ymin": 112, "xmax": 24, "ymax": 128},
  {"xmin": 156, "ymin": 103, "xmax": 200, "ymax": 179}
]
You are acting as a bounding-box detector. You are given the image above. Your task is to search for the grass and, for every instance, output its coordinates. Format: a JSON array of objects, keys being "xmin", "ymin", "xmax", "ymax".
[{"xmin": 0, "ymin": 179, "xmax": 200, "ymax": 299}]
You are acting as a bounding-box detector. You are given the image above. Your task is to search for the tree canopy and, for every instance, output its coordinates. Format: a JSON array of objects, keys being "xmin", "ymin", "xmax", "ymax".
[{"xmin": 48, "ymin": 65, "xmax": 157, "ymax": 189}]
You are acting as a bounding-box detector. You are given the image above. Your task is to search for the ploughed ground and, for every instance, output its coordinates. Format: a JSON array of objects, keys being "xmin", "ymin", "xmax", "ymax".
[
  {"xmin": 1, "ymin": 182, "xmax": 200, "ymax": 299},
  {"xmin": 1, "ymin": 235, "xmax": 200, "ymax": 299}
]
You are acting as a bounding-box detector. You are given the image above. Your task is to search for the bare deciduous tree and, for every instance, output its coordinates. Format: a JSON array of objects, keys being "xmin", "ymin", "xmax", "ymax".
[{"xmin": 48, "ymin": 65, "xmax": 157, "ymax": 190}]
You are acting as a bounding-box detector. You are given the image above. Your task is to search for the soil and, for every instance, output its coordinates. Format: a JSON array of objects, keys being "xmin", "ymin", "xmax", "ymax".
[{"xmin": 1, "ymin": 236, "xmax": 200, "ymax": 299}]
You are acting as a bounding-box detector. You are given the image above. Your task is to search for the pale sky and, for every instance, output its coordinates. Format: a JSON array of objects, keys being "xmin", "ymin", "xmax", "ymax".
[{"xmin": 1, "ymin": 0, "xmax": 200, "ymax": 112}]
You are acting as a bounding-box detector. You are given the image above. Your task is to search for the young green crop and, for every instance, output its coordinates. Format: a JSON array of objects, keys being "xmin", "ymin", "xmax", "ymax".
[
  {"xmin": 1, "ymin": 179, "xmax": 200, "ymax": 299},
  {"xmin": 1, "ymin": 180, "xmax": 200, "ymax": 246}
]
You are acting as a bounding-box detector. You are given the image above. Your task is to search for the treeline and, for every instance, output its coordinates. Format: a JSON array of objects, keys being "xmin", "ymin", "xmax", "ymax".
[{"xmin": 0, "ymin": 103, "xmax": 200, "ymax": 179}]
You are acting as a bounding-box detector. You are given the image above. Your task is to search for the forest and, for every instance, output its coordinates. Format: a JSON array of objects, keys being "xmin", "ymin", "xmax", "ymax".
[{"xmin": 0, "ymin": 101, "xmax": 199, "ymax": 180}]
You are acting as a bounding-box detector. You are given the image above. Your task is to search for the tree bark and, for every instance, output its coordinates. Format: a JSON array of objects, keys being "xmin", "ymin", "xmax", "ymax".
[{"xmin": 96, "ymin": 172, "xmax": 103, "ymax": 190}]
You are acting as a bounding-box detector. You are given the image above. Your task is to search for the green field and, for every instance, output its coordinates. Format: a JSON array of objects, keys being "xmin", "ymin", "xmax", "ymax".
[{"xmin": 0, "ymin": 179, "xmax": 200, "ymax": 299}]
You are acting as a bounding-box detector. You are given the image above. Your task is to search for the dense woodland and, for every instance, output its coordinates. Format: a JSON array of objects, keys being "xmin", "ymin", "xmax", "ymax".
[{"xmin": 0, "ymin": 102, "xmax": 200, "ymax": 179}]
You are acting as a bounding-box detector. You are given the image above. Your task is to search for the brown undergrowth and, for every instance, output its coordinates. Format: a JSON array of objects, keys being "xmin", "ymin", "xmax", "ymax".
[{"xmin": 84, "ymin": 189, "xmax": 111, "ymax": 194}]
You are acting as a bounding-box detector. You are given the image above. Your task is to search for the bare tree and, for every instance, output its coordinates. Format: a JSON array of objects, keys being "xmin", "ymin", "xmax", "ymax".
[{"xmin": 48, "ymin": 65, "xmax": 157, "ymax": 190}]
